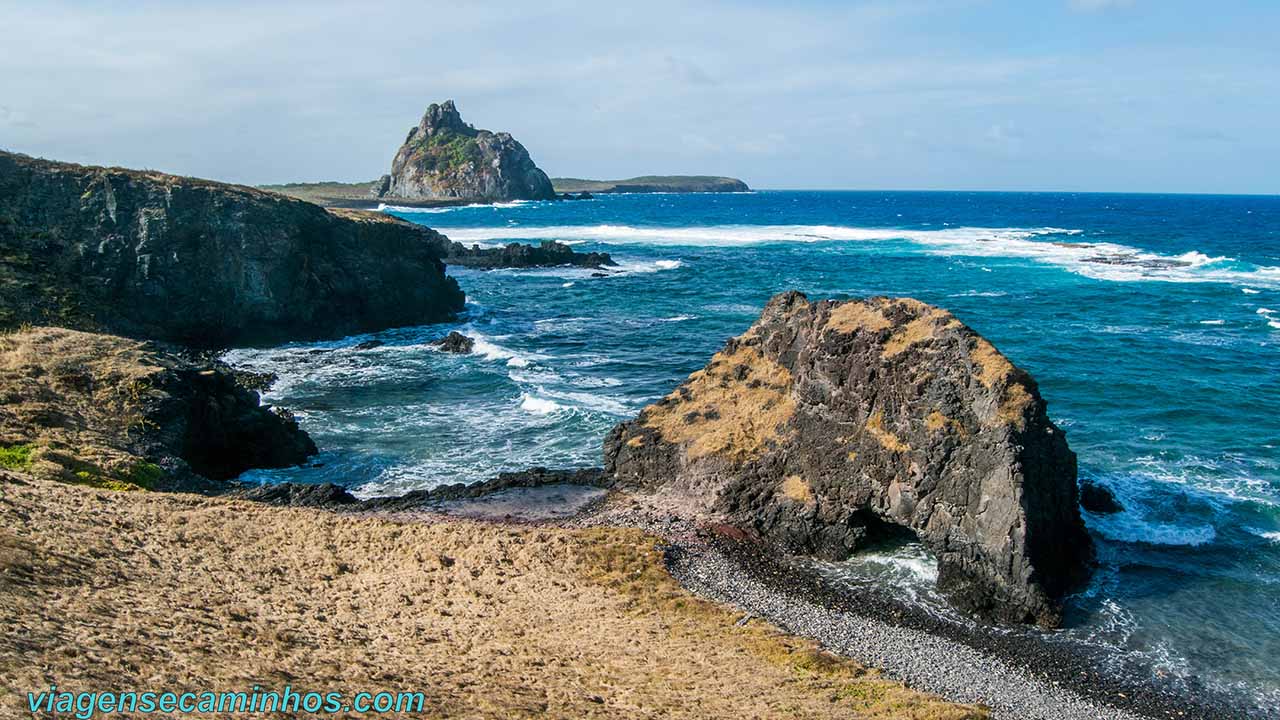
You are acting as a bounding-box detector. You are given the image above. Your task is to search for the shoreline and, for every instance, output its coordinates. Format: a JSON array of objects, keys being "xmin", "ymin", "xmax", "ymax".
[{"xmin": 569, "ymin": 496, "xmax": 1259, "ymax": 720}]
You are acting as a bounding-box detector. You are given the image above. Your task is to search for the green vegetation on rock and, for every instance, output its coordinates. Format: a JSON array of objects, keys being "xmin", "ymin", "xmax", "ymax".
[{"xmin": 0, "ymin": 443, "xmax": 33, "ymax": 472}]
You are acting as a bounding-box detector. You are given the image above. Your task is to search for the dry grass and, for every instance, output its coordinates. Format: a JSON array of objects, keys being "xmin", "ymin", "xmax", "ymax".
[
  {"xmin": 0, "ymin": 475, "xmax": 988, "ymax": 719},
  {"xmin": 996, "ymin": 384, "xmax": 1034, "ymax": 431},
  {"xmin": 865, "ymin": 411, "xmax": 911, "ymax": 453},
  {"xmin": 642, "ymin": 344, "xmax": 796, "ymax": 462},
  {"xmin": 924, "ymin": 411, "xmax": 966, "ymax": 436},
  {"xmin": 779, "ymin": 475, "xmax": 815, "ymax": 504},
  {"xmin": 0, "ymin": 327, "xmax": 167, "ymax": 486},
  {"xmin": 826, "ymin": 301, "xmax": 891, "ymax": 334},
  {"xmin": 969, "ymin": 338, "xmax": 1014, "ymax": 388},
  {"xmin": 968, "ymin": 338, "xmax": 1034, "ymax": 430},
  {"xmin": 882, "ymin": 309, "xmax": 948, "ymax": 358}
]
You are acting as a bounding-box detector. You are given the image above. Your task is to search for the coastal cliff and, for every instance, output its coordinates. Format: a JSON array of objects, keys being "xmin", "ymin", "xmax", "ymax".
[
  {"xmin": 0, "ymin": 151, "xmax": 465, "ymax": 347},
  {"xmin": 605, "ymin": 292, "xmax": 1092, "ymax": 627},
  {"xmin": 378, "ymin": 100, "xmax": 555, "ymax": 203}
]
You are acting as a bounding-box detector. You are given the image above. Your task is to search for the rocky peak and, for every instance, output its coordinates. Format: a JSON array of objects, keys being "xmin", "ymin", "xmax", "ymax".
[
  {"xmin": 380, "ymin": 101, "xmax": 555, "ymax": 202},
  {"xmin": 418, "ymin": 99, "xmax": 471, "ymax": 137}
]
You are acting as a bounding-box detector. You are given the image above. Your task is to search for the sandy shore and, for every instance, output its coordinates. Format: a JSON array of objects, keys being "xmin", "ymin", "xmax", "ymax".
[
  {"xmin": 1, "ymin": 473, "xmax": 984, "ymax": 719},
  {"xmin": 3, "ymin": 472, "xmax": 1256, "ymax": 719}
]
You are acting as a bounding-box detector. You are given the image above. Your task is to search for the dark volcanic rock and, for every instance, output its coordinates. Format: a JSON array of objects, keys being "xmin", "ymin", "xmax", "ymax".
[
  {"xmin": 232, "ymin": 369, "xmax": 278, "ymax": 393},
  {"xmin": 360, "ymin": 467, "xmax": 608, "ymax": 513},
  {"xmin": 432, "ymin": 331, "xmax": 475, "ymax": 354},
  {"xmin": 244, "ymin": 467, "xmax": 608, "ymax": 511},
  {"xmin": 605, "ymin": 291, "xmax": 1091, "ymax": 627},
  {"xmin": 353, "ymin": 340, "xmax": 385, "ymax": 351},
  {"xmin": 424, "ymin": 236, "xmax": 615, "ymax": 270},
  {"xmin": 241, "ymin": 481, "xmax": 359, "ymax": 507},
  {"xmin": 0, "ymin": 151, "xmax": 465, "ymax": 347},
  {"xmin": 0, "ymin": 327, "xmax": 315, "ymax": 492},
  {"xmin": 379, "ymin": 100, "xmax": 555, "ymax": 202},
  {"xmin": 1079, "ymin": 480, "xmax": 1123, "ymax": 514}
]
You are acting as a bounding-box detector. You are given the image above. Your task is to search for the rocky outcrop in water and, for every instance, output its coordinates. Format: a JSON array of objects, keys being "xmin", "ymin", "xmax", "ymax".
[
  {"xmin": 432, "ymin": 331, "xmax": 475, "ymax": 353},
  {"xmin": 0, "ymin": 327, "xmax": 315, "ymax": 493},
  {"xmin": 424, "ymin": 236, "xmax": 615, "ymax": 270},
  {"xmin": 605, "ymin": 291, "xmax": 1091, "ymax": 626},
  {"xmin": 378, "ymin": 100, "xmax": 555, "ymax": 202},
  {"xmin": 0, "ymin": 151, "xmax": 465, "ymax": 347}
]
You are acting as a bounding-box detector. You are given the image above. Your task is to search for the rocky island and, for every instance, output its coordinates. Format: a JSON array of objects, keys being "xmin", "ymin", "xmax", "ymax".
[
  {"xmin": 375, "ymin": 100, "xmax": 555, "ymax": 204},
  {"xmin": 606, "ymin": 292, "xmax": 1092, "ymax": 627}
]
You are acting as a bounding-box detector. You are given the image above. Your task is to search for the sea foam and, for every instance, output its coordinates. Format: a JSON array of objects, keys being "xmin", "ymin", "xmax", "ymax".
[{"xmin": 438, "ymin": 223, "xmax": 1280, "ymax": 288}]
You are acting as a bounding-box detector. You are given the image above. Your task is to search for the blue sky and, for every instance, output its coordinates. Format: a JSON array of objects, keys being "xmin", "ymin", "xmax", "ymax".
[{"xmin": 1, "ymin": 0, "xmax": 1277, "ymax": 193}]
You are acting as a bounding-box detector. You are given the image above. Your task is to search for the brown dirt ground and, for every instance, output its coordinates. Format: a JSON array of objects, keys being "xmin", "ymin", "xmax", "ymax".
[{"xmin": 0, "ymin": 473, "xmax": 987, "ymax": 719}]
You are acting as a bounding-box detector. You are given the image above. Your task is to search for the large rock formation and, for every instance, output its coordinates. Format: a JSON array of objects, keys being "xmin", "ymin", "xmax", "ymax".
[
  {"xmin": 0, "ymin": 151, "xmax": 465, "ymax": 347},
  {"xmin": 379, "ymin": 100, "xmax": 555, "ymax": 202},
  {"xmin": 0, "ymin": 327, "xmax": 315, "ymax": 493},
  {"xmin": 605, "ymin": 292, "xmax": 1091, "ymax": 626}
]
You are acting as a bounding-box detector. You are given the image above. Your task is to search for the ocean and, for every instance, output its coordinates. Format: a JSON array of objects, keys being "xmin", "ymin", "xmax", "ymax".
[{"xmin": 225, "ymin": 190, "xmax": 1280, "ymax": 708}]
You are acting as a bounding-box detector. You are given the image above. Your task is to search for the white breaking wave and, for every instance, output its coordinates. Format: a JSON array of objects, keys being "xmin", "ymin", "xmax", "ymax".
[
  {"xmin": 1090, "ymin": 513, "xmax": 1218, "ymax": 547},
  {"xmin": 519, "ymin": 393, "xmax": 563, "ymax": 414},
  {"xmin": 439, "ymin": 222, "xmax": 1068, "ymax": 247},
  {"xmin": 1247, "ymin": 528, "xmax": 1280, "ymax": 544},
  {"xmin": 436, "ymin": 223, "xmax": 1280, "ymax": 287}
]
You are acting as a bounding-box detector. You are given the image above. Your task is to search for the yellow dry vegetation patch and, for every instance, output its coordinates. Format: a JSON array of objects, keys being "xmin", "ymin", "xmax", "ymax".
[
  {"xmin": 883, "ymin": 308, "xmax": 949, "ymax": 358},
  {"xmin": 865, "ymin": 410, "xmax": 911, "ymax": 453},
  {"xmin": 779, "ymin": 475, "xmax": 814, "ymax": 504},
  {"xmin": 996, "ymin": 384, "xmax": 1034, "ymax": 431},
  {"xmin": 0, "ymin": 327, "xmax": 169, "ymax": 486},
  {"xmin": 642, "ymin": 344, "xmax": 795, "ymax": 462},
  {"xmin": 1, "ymin": 475, "xmax": 989, "ymax": 720},
  {"xmin": 968, "ymin": 338, "xmax": 1034, "ymax": 430},
  {"xmin": 826, "ymin": 300, "xmax": 891, "ymax": 334},
  {"xmin": 969, "ymin": 338, "xmax": 1014, "ymax": 388},
  {"xmin": 924, "ymin": 411, "xmax": 965, "ymax": 435}
]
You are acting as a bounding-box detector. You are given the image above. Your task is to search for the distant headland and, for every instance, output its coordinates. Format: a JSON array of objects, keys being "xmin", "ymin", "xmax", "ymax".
[
  {"xmin": 551, "ymin": 175, "xmax": 749, "ymax": 194},
  {"xmin": 259, "ymin": 100, "xmax": 749, "ymax": 207}
]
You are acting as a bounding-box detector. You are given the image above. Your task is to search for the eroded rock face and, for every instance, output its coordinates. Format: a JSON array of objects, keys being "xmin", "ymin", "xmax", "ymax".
[
  {"xmin": 0, "ymin": 151, "xmax": 465, "ymax": 347},
  {"xmin": 380, "ymin": 100, "xmax": 555, "ymax": 202},
  {"xmin": 605, "ymin": 291, "xmax": 1091, "ymax": 626}
]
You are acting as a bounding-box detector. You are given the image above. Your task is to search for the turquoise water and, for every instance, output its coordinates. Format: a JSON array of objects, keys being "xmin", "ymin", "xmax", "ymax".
[{"xmin": 227, "ymin": 191, "xmax": 1280, "ymax": 706}]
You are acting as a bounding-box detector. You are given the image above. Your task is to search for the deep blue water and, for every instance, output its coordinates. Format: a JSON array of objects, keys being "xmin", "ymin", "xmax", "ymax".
[{"xmin": 227, "ymin": 191, "xmax": 1280, "ymax": 706}]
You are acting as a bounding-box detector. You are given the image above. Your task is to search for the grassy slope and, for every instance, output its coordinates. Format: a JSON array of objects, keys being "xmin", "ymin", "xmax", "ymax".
[
  {"xmin": 0, "ymin": 474, "xmax": 986, "ymax": 719},
  {"xmin": 258, "ymin": 181, "xmax": 380, "ymax": 206}
]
